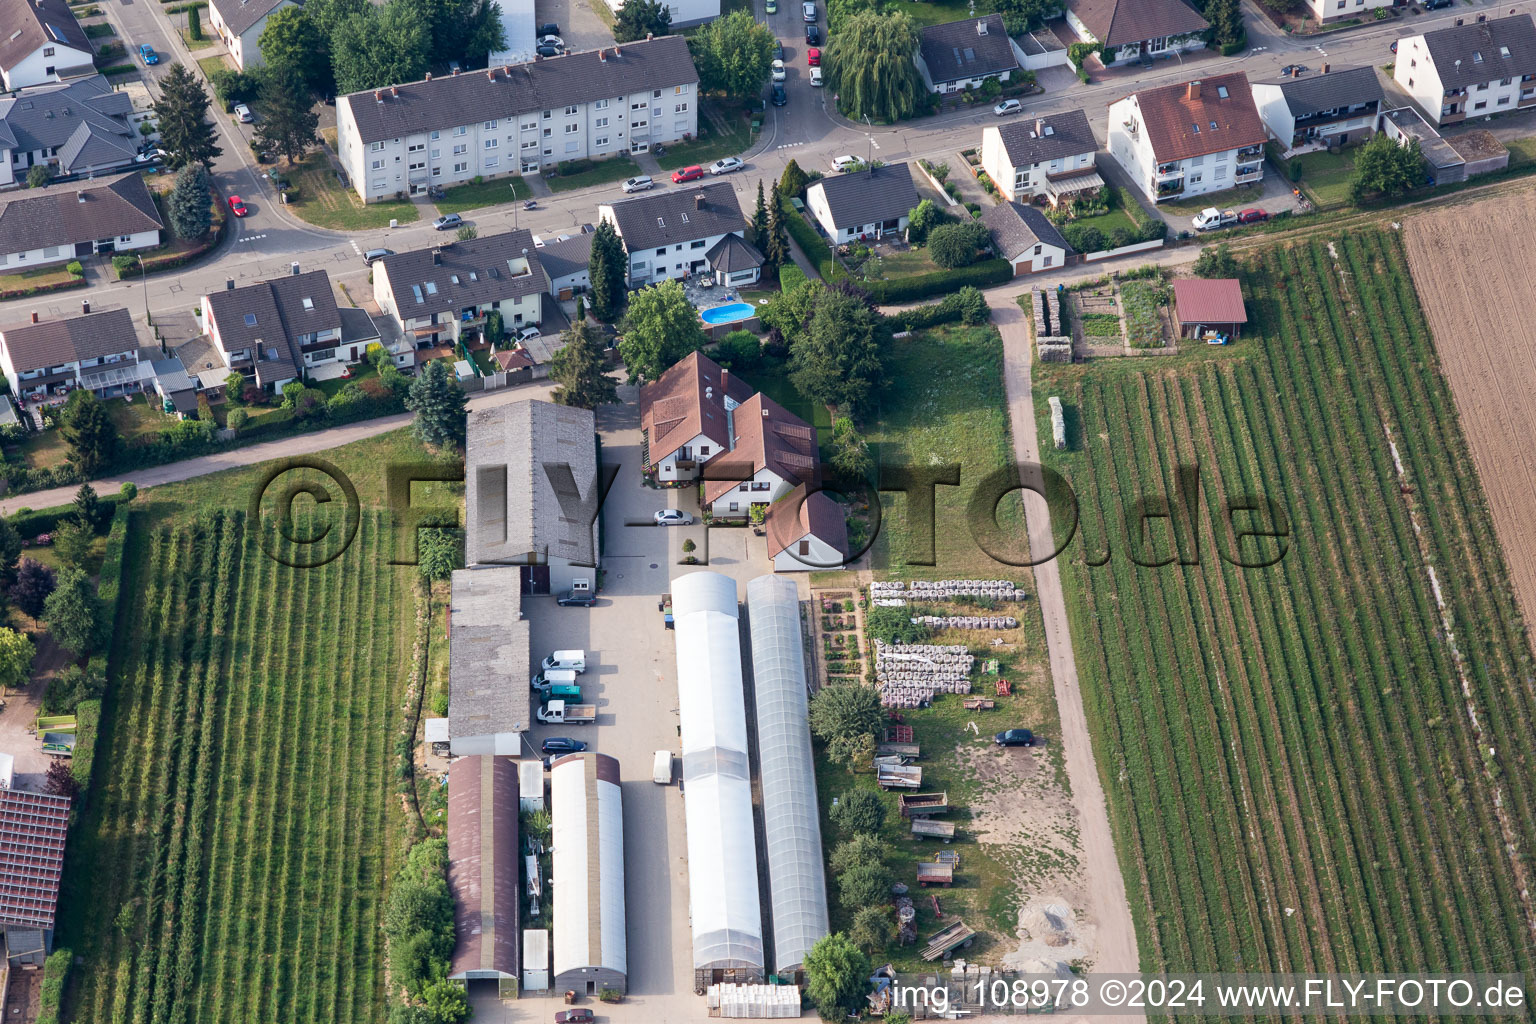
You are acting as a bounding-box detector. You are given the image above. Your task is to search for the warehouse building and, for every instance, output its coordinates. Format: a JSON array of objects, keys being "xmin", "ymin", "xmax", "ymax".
[
  {"xmin": 671, "ymin": 571, "xmax": 766, "ymax": 990},
  {"xmin": 448, "ymin": 567, "xmax": 530, "ymax": 755},
  {"xmin": 551, "ymin": 752, "xmax": 627, "ymax": 996},
  {"xmin": 746, "ymin": 575, "xmax": 830, "ymax": 976},
  {"xmin": 447, "ymin": 756, "xmax": 520, "ymax": 997}
]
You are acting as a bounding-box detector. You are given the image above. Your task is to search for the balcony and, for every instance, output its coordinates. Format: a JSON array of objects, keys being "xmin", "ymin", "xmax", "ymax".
[
  {"xmin": 1155, "ymin": 179, "xmax": 1184, "ymax": 197},
  {"xmin": 1155, "ymin": 163, "xmax": 1182, "ymax": 179},
  {"xmin": 1234, "ymin": 167, "xmax": 1262, "ymax": 184},
  {"xmin": 1236, "ymin": 146, "xmax": 1263, "ymax": 161}
]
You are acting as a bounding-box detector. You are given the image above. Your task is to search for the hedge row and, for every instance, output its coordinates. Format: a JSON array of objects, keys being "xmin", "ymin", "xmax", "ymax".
[
  {"xmin": 96, "ymin": 504, "xmax": 132, "ymax": 631},
  {"xmin": 100, "ymin": 64, "xmax": 136, "ymax": 76},
  {"xmin": 868, "ymin": 259, "xmax": 1011, "ymax": 304},
  {"xmin": 888, "ymin": 286, "xmax": 990, "ymax": 331},
  {"xmin": 777, "ymin": 263, "xmax": 809, "ymax": 294},
  {"xmin": 779, "ymin": 198, "xmax": 843, "ymax": 281},
  {"xmin": 71, "ymin": 697, "xmax": 101, "ymax": 798},
  {"xmin": 35, "ymin": 947, "xmax": 72, "ymax": 1024},
  {"xmin": 0, "ymin": 273, "xmax": 86, "ymax": 301},
  {"xmin": 7, "ymin": 493, "xmax": 127, "ymax": 539}
]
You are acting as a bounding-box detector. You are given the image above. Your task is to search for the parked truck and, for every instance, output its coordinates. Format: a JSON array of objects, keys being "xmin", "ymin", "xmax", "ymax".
[{"xmin": 535, "ymin": 699, "xmax": 597, "ymax": 725}]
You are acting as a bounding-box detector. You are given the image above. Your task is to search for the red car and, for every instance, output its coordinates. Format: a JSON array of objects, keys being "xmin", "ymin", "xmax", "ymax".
[
  {"xmin": 671, "ymin": 165, "xmax": 704, "ymax": 183},
  {"xmin": 554, "ymin": 1012, "xmax": 594, "ymax": 1024},
  {"xmin": 228, "ymin": 195, "xmax": 249, "ymax": 217},
  {"xmin": 807, "ymin": 47, "xmax": 820, "ymax": 65},
  {"xmin": 1237, "ymin": 207, "xmax": 1269, "ymax": 224}
]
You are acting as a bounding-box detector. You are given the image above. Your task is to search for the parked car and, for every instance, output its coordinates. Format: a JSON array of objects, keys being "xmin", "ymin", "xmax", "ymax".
[
  {"xmin": 623, "ymin": 175, "xmax": 655, "ymax": 193},
  {"xmin": 1423, "ymin": 0, "xmax": 1452, "ymax": 9},
  {"xmin": 543, "ymin": 650, "xmax": 587, "ymax": 673},
  {"xmin": 536, "ymin": 44, "xmax": 562, "ymax": 57},
  {"xmin": 654, "ymin": 508, "xmax": 694, "ymax": 526},
  {"xmin": 671, "ymin": 165, "xmax": 705, "ymax": 183},
  {"xmin": 1389, "ymin": 41, "xmax": 1398, "ymax": 54},
  {"xmin": 831, "ymin": 154, "xmax": 860, "ymax": 172},
  {"xmin": 993, "ymin": 98, "xmax": 1021, "ymax": 116},
  {"xmin": 773, "ymin": 39, "xmax": 784, "ymax": 59},
  {"xmin": 555, "ymin": 1011, "xmax": 594, "ymax": 1024},
  {"xmin": 771, "ymin": 58, "xmax": 787, "ymax": 82},
  {"xmin": 233, "ymin": 103, "xmax": 253, "ymax": 122},
  {"xmin": 532, "ymin": 669, "xmax": 579, "ymax": 690},
  {"xmin": 540, "ymin": 34, "xmax": 565, "ymax": 48},
  {"xmin": 515, "ymin": 325, "xmax": 542, "ymax": 343},
  {"xmin": 653, "ymin": 750, "xmax": 673, "ymax": 784},
  {"xmin": 809, "ymin": 67, "xmax": 823, "ymax": 87},
  {"xmin": 362, "ymin": 247, "xmax": 395, "ymax": 265},
  {"xmin": 536, "ymin": 700, "xmax": 597, "ymax": 725},
  {"xmin": 433, "ymin": 212, "xmax": 463, "ymax": 230},
  {"xmin": 710, "ymin": 157, "xmax": 744, "ymax": 175},
  {"xmin": 138, "ymin": 44, "xmax": 159, "ymax": 65},
  {"xmin": 227, "ymin": 195, "xmax": 249, "ymax": 217},
  {"xmin": 1279, "ymin": 64, "xmax": 1307, "ymax": 76},
  {"xmin": 995, "ymin": 728, "xmax": 1036, "ymax": 747},
  {"xmin": 766, "ymin": 0, "xmax": 777, "ymax": 11},
  {"xmin": 805, "ymin": 23, "xmax": 819, "ymax": 44},
  {"xmin": 556, "ymin": 587, "xmax": 598, "ymax": 607},
  {"xmin": 1191, "ymin": 207, "xmax": 1237, "ymax": 231},
  {"xmin": 541, "ymin": 737, "xmax": 588, "ymax": 756},
  {"xmin": 1238, "ymin": 207, "xmax": 1269, "ymax": 224},
  {"xmin": 802, "ymin": 0, "xmax": 816, "ymax": 19},
  {"xmin": 771, "ymin": 82, "xmax": 788, "ymax": 106}
]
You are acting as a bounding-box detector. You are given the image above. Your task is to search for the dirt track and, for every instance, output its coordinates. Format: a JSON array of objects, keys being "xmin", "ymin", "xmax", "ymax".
[{"xmin": 1402, "ymin": 196, "xmax": 1536, "ymax": 654}]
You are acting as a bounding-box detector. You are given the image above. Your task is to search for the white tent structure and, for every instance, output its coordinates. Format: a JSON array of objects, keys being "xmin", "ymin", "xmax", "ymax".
[
  {"xmin": 551, "ymin": 752, "xmax": 627, "ymax": 995},
  {"xmin": 746, "ymin": 575, "xmax": 830, "ymax": 974},
  {"xmin": 671, "ymin": 571, "xmax": 766, "ymax": 985}
]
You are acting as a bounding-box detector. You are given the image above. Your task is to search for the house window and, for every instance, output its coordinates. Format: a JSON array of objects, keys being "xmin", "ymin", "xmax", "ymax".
[
  {"xmin": 653, "ymin": 89, "xmax": 662, "ymax": 98},
  {"xmin": 798, "ymin": 540, "xmax": 810, "ymax": 556},
  {"xmin": 655, "ymin": 248, "xmax": 666, "ymax": 256},
  {"xmin": 430, "ymin": 148, "xmax": 440, "ymax": 158},
  {"xmin": 484, "ymin": 119, "xmax": 498, "ymax": 129},
  {"xmin": 453, "ymin": 144, "xmax": 467, "ymax": 155},
  {"xmin": 633, "ymin": 119, "xmax": 647, "ymax": 129},
  {"xmin": 454, "ymin": 161, "xmax": 468, "ymax": 173},
  {"xmin": 43, "ymin": 246, "xmax": 59, "ymax": 258},
  {"xmin": 1043, "ymin": 255, "xmax": 1053, "ymax": 267},
  {"xmin": 596, "ymin": 117, "xmax": 609, "ymax": 128},
  {"xmin": 595, "ymin": 99, "xmax": 609, "ymax": 109},
  {"xmin": 690, "ymin": 239, "xmax": 705, "ymax": 249},
  {"xmin": 370, "ymin": 141, "xmax": 385, "ymax": 152},
  {"xmin": 1474, "ymin": 100, "xmax": 1488, "ymax": 110},
  {"xmin": 699, "ymin": 446, "xmax": 710, "ymax": 456},
  {"xmin": 595, "ymin": 136, "xmax": 609, "ymax": 147},
  {"xmin": 454, "ymin": 126, "xmax": 467, "ymax": 136},
  {"xmin": 485, "ymin": 138, "xmax": 498, "ymax": 149},
  {"xmin": 729, "ymin": 502, "xmax": 739, "ymax": 512},
  {"xmin": 408, "ymin": 142, "xmax": 424, "ymax": 153},
  {"xmin": 751, "ymin": 481, "xmax": 770, "ymax": 491},
  {"xmin": 372, "ymin": 159, "xmax": 384, "ymax": 169},
  {"xmin": 431, "ymin": 130, "xmax": 441, "ymax": 140},
  {"xmin": 522, "ymin": 139, "xmax": 538, "ymax": 149},
  {"xmin": 543, "ymin": 128, "xmax": 552, "ymax": 137},
  {"xmin": 564, "ymin": 123, "xmax": 579, "ymax": 133},
  {"xmin": 372, "ymin": 178, "xmax": 386, "ymax": 190},
  {"xmin": 565, "ymin": 105, "xmax": 578, "ymax": 115},
  {"xmin": 564, "ymin": 141, "xmax": 579, "ymax": 153},
  {"xmin": 1032, "ymin": 244, "xmax": 1041, "ymax": 255},
  {"xmin": 738, "ymin": 484, "xmax": 749, "ymax": 492},
  {"xmin": 431, "ymin": 167, "xmax": 442, "ymax": 177},
  {"xmin": 675, "ymin": 103, "xmax": 688, "ymax": 113},
  {"xmin": 485, "ymin": 156, "xmax": 499, "ymax": 168}
]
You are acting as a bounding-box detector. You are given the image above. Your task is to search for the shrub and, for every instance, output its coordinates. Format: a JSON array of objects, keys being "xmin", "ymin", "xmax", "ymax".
[
  {"xmin": 112, "ymin": 253, "xmax": 138, "ymax": 276},
  {"xmin": 777, "ymin": 263, "xmax": 809, "ymax": 293},
  {"xmin": 119, "ymin": 481, "xmax": 137, "ymax": 502},
  {"xmin": 65, "ymin": 260, "xmax": 83, "ymax": 276},
  {"xmin": 829, "ymin": 788, "xmax": 886, "ymax": 835},
  {"xmin": 926, "ymin": 220, "xmax": 988, "ymax": 268},
  {"xmin": 1062, "ymin": 223, "xmax": 1107, "ymax": 254},
  {"xmin": 865, "ymin": 603, "xmax": 932, "ymax": 644},
  {"xmin": 36, "ymin": 947, "xmax": 71, "ymax": 1024},
  {"xmin": 554, "ymin": 157, "xmax": 596, "ymax": 176},
  {"xmin": 866, "ymin": 260, "xmax": 1010, "ymax": 304},
  {"xmin": 227, "ymin": 407, "xmax": 249, "ymax": 431}
]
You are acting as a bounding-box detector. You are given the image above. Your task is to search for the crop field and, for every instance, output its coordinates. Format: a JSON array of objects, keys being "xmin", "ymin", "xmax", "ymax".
[
  {"xmin": 1036, "ymin": 229, "xmax": 1536, "ymax": 988},
  {"xmin": 57, "ymin": 494, "xmax": 415, "ymax": 1021}
]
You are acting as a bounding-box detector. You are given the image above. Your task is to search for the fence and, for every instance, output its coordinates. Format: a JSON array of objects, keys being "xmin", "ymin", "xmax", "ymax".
[{"xmin": 1080, "ymin": 237, "xmax": 1166, "ymax": 263}]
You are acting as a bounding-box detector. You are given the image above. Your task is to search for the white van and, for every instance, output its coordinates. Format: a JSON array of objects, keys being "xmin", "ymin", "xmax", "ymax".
[
  {"xmin": 542, "ymin": 650, "xmax": 586, "ymax": 673},
  {"xmin": 530, "ymin": 668, "xmax": 579, "ymax": 690},
  {"xmin": 653, "ymin": 750, "xmax": 673, "ymax": 784}
]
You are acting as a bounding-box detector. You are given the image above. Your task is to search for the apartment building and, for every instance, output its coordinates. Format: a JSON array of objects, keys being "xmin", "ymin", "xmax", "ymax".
[
  {"xmin": 0, "ymin": 306, "xmax": 143, "ymax": 401},
  {"xmin": 1304, "ymin": 0, "xmax": 1391, "ymax": 24},
  {"xmin": 1250, "ymin": 65, "xmax": 1384, "ymax": 155},
  {"xmin": 335, "ymin": 35, "xmax": 699, "ymax": 201},
  {"xmin": 598, "ymin": 181, "xmax": 762, "ymax": 287},
  {"xmin": 979, "ymin": 107, "xmax": 1101, "ymax": 205},
  {"xmin": 1393, "ymin": 13, "xmax": 1536, "ymax": 126},
  {"xmin": 1107, "ymin": 73, "xmax": 1267, "ymax": 204}
]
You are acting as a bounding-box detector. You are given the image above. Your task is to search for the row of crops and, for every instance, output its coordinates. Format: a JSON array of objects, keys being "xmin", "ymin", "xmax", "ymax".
[
  {"xmin": 59, "ymin": 509, "xmax": 407, "ymax": 1024},
  {"xmin": 1039, "ymin": 229, "xmax": 1536, "ymax": 1005}
]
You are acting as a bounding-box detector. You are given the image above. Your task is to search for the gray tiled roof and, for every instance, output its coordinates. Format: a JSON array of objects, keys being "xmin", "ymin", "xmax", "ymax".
[
  {"xmin": 536, "ymin": 232, "xmax": 593, "ymax": 282},
  {"xmin": 449, "ymin": 569, "xmax": 531, "ymax": 737},
  {"xmin": 0, "ymin": 172, "xmax": 161, "ymax": 256},
  {"xmin": 919, "ymin": 15, "xmax": 1020, "ymax": 85},
  {"xmin": 205, "ymin": 269, "xmax": 339, "ymax": 384},
  {"xmin": 0, "ymin": 0, "xmax": 90, "ymax": 75},
  {"xmin": 1066, "ymin": 0, "xmax": 1207, "ymax": 47},
  {"xmin": 808, "ymin": 161, "xmax": 920, "ymax": 230},
  {"xmin": 0, "ymin": 306, "xmax": 140, "ymax": 372},
  {"xmin": 209, "ymin": 0, "xmax": 291, "ymax": 38},
  {"xmin": 981, "ymin": 200, "xmax": 1071, "ymax": 259},
  {"xmin": 0, "ymin": 76, "xmax": 137, "ymax": 174},
  {"xmin": 1265, "ymin": 65, "xmax": 1383, "ymax": 117},
  {"xmin": 341, "ymin": 35, "xmax": 698, "ymax": 145},
  {"xmin": 707, "ymin": 233, "xmax": 764, "ymax": 273},
  {"xmin": 995, "ymin": 108, "xmax": 1097, "ymax": 167},
  {"xmin": 603, "ymin": 180, "xmax": 746, "ymax": 253},
  {"xmin": 1421, "ymin": 14, "xmax": 1536, "ymax": 87},
  {"xmin": 377, "ymin": 229, "xmax": 550, "ymax": 317}
]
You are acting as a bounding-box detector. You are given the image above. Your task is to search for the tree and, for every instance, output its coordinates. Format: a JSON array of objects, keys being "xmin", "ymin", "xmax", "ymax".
[
  {"xmin": 260, "ymin": 5, "xmax": 332, "ymax": 95},
  {"xmin": 763, "ymin": 182, "xmax": 789, "ymax": 273},
  {"xmin": 789, "ymin": 288, "xmax": 886, "ymax": 416},
  {"xmin": 1350, "ymin": 132, "xmax": 1425, "ymax": 203},
  {"xmin": 0, "ymin": 628, "xmax": 34, "ymax": 695},
  {"xmin": 926, "ymin": 219, "xmax": 987, "ymax": 268},
  {"xmin": 824, "ymin": 11, "xmax": 923, "ymax": 123},
  {"xmin": 73, "ymin": 483, "xmax": 104, "ymax": 532},
  {"xmin": 550, "ymin": 319, "xmax": 620, "ymax": 409},
  {"xmin": 45, "ymin": 760, "xmax": 78, "ymax": 798},
  {"xmin": 804, "ymin": 933, "xmax": 871, "ymax": 1021},
  {"xmin": 780, "ymin": 158, "xmax": 809, "ymax": 200},
  {"xmin": 331, "ymin": 4, "xmax": 430, "ymax": 94},
  {"xmin": 421, "ymin": 979, "xmax": 470, "ymax": 1023},
  {"xmin": 713, "ymin": 329, "xmax": 760, "ymax": 369},
  {"xmin": 829, "ymin": 833, "xmax": 885, "ymax": 875},
  {"xmin": 405, "ymin": 361, "xmax": 468, "ymax": 449},
  {"xmin": 865, "ymin": 604, "xmax": 931, "ymax": 644},
  {"xmin": 254, "ymin": 66, "xmax": 320, "ymax": 166},
  {"xmin": 9, "ymin": 559, "xmax": 56, "ymax": 618},
  {"xmin": 26, "ymin": 164, "xmax": 53, "ymax": 189},
  {"xmin": 417, "ymin": 528, "xmax": 462, "ymax": 582},
  {"xmin": 750, "ymin": 180, "xmax": 769, "ymax": 250},
  {"xmin": 167, "ymin": 162, "xmax": 212, "ymax": 240},
  {"xmin": 60, "ymin": 391, "xmax": 119, "ymax": 478},
  {"xmin": 153, "ymin": 63, "xmax": 222, "ymax": 169},
  {"xmin": 828, "ymin": 416, "xmax": 872, "ymax": 480},
  {"xmin": 405, "ymin": 0, "xmax": 505, "ymax": 69},
  {"xmin": 52, "ymin": 519, "xmax": 94, "ymax": 570},
  {"xmin": 810, "ymin": 680, "xmax": 884, "ymax": 766},
  {"xmin": 588, "ymin": 220, "xmax": 628, "ymax": 322},
  {"xmin": 1202, "ymin": 0, "xmax": 1244, "ymax": 48},
  {"xmin": 691, "ymin": 10, "xmax": 775, "ymax": 99},
  {"xmin": 617, "ymin": 280, "xmax": 707, "ymax": 384},
  {"xmin": 828, "ymin": 788, "xmax": 885, "ymax": 835},
  {"xmin": 224, "ymin": 370, "xmax": 247, "ymax": 404},
  {"xmin": 0, "ymin": 518, "xmax": 21, "ymax": 581},
  {"xmin": 907, "ymin": 198, "xmax": 940, "ymax": 244},
  {"xmin": 837, "ymin": 860, "xmax": 891, "ymax": 912},
  {"xmin": 43, "ymin": 567, "xmax": 104, "ymax": 656},
  {"xmin": 1192, "ymin": 242, "xmax": 1240, "ymax": 279},
  {"xmin": 614, "ymin": 0, "xmax": 671, "ymax": 42},
  {"xmin": 42, "ymin": 663, "xmax": 105, "ymax": 715},
  {"xmin": 188, "ymin": 4, "xmax": 203, "ymax": 40},
  {"xmin": 849, "ymin": 904, "xmax": 892, "ymax": 954},
  {"xmin": 957, "ymin": 284, "xmax": 989, "ymax": 325},
  {"xmin": 987, "ymin": 0, "xmax": 1054, "ymax": 33}
]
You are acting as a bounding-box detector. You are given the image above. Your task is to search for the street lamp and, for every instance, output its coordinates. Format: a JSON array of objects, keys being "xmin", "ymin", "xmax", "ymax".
[{"xmin": 510, "ymin": 179, "xmax": 519, "ymax": 230}]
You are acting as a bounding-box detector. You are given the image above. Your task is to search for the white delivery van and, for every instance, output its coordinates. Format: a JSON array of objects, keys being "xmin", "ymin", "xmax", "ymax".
[
  {"xmin": 530, "ymin": 668, "xmax": 579, "ymax": 690},
  {"xmin": 653, "ymin": 750, "xmax": 673, "ymax": 784},
  {"xmin": 542, "ymin": 650, "xmax": 587, "ymax": 673}
]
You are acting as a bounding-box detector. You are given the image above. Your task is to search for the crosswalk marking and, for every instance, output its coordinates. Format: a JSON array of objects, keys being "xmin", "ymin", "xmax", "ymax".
[{"xmin": 238, "ymin": 234, "xmax": 268, "ymax": 242}]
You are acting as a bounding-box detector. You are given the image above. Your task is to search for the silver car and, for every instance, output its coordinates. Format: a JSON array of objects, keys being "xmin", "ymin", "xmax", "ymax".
[{"xmin": 622, "ymin": 175, "xmax": 655, "ymax": 193}]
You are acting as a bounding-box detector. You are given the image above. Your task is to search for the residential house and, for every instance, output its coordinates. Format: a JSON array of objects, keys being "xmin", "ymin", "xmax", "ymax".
[
  {"xmin": 1107, "ymin": 73, "xmax": 1267, "ymax": 204},
  {"xmin": 0, "ymin": 305, "xmax": 144, "ymax": 401},
  {"xmin": 980, "ymin": 107, "xmax": 1101, "ymax": 205},
  {"xmin": 805, "ymin": 161, "xmax": 920, "ymax": 244},
  {"xmin": 0, "ymin": 0, "xmax": 93, "ymax": 91},
  {"xmin": 600, "ymin": 0, "xmax": 718, "ymax": 28},
  {"xmin": 200, "ymin": 268, "xmax": 348, "ymax": 392},
  {"xmin": 766, "ymin": 485, "xmax": 849, "ymax": 572},
  {"xmin": 639, "ymin": 350, "xmax": 753, "ymax": 484},
  {"xmin": 981, "ymin": 200, "xmax": 1072, "ymax": 275},
  {"xmin": 1381, "ymin": 106, "xmax": 1507, "ymax": 183},
  {"xmin": 701, "ymin": 391, "xmax": 819, "ymax": 521},
  {"xmin": 465, "ymin": 399, "xmax": 600, "ymax": 593},
  {"xmin": 598, "ymin": 181, "xmax": 763, "ymax": 288},
  {"xmin": 335, "ymin": 36, "xmax": 699, "ymax": 200},
  {"xmin": 0, "ymin": 172, "xmax": 162, "ymax": 269},
  {"xmin": 1064, "ymin": 0, "xmax": 1208, "ymax": 66},
  {"xmin": 373, "ymin": 230, "xmax": 549, "ymax": 358},
  {"xmin": 1172, "ymin": 278, "xmax": 1246, "ymax": 340},
  {"xmin": 916, "ymin": 15, "xmax": 1022, "ymax": 94},
  {"xmin": 0, "ymin": 757, "xmax": 71, "ymax": 965},
  {"xmin": 207, "ymin": 0, "xmax": 297, "ymax": 71},
  {"xmin": 1305, "ymin": 0, "xmax": 1390, "ymax": 23},
  {"xmin": 1393, "ymin": 13, "xmax": 1536, "ymax": 126},
  {"xmin": 1251, "ymin": 65, "xmax": 1384, "ymax": 154},
  {"xmin": 537, "ymin": 231, "xmax": 593, "ymax": 298},
  {"xmin": 0, "ymin": 75, "xmax": 147, "ymax": 189}
]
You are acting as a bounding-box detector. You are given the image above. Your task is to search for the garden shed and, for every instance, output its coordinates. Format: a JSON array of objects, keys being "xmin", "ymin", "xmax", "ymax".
[{"xmin": 1172, "ymin": 278, "xmax": 1246, "ymax": 340}]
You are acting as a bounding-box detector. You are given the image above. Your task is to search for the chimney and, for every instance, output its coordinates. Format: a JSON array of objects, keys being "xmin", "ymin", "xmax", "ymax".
[
  {"xmin": 290, "ymin": 261, "xmax": 300, "ymax": 276},
  {"xmin": 226, "ymin": 277, "xmax": 235, "ymax": 291},
  {"xmin": 374, "ymin": 89, "xmax": 383, "ymax": 103},
  {"xmin": 391, "ymin": 86, "xmax": 399, "ymax": 97},
  {"xmin": 1455, "ymin": 17, "xmax": 1463, "ymax": 25},
  {"xmin": 77, "ymin": 192, "xmax": 86, "ymax": 203},
  {"xmin": 976, "ymin": 18, "xmax": 987, "ymax": 34},
  {"xmin": 696, "ymin": 193, "xmax": 708, "ymax": 210},
  {"xmin": 432, "ymin": 248, "xmax": 442, "ymax": 265},
  {"xmin": 82, "ymin": 299, "xmax": 90, "ymax": 315},
  {"xmin": 30, "ymin": 311, "xmax": 38, "ymax": 323},
  {"xmin": 599, "ymin": 48, "xmax": 607, "ymax": 62},
  {"xmin": 1187, "ymin": 80, "xmax": 1201, "ymax": 100},
  {"xmin": 1477, "ymin": 13, "xmax": 1486, "ymax": 22},
  {"xmin": 1321, "ymin": 63, "xmax": 1330, "ymax": 74},
  {"xmin": 487, "ymin": 67, "xmax": 496, "ymax": 79},
  {"xmin": 720, "ymin": 367, "xmax": 729, "ymax": 395},
  {"xmin": 614, "ymin": 44, "xmax": 622, "ymax": 56},
  {"xmin": 646, "ymin": 31, "xmax": 653, "ymax": 39},
  {"xmin": 425, "ymin": 72, "xmax": 432, "ymax": 80},
  {"xmin": 1035, "ymin": 117, "xmax": 1044, "ymax": 136}
]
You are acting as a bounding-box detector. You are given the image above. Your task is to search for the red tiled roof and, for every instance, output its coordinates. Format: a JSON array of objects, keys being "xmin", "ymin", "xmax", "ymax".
[
  {"xmin": 1121, "ymin": 72, "xmax": 1265, "ymax": 162},
  {"xmin": 0, "ymin": 788, "xmax": 70, "ymax": 931},
  {"xmin": 492, "ymin": 348, "xmax": 534, "ymax": 371},
  {"xmin": 638, "ymin": 351, "xmax": 753, "ymax": 466},
  {"xmin": 447, "ymin": 756, "xmax": 519, "ymax": 980},
  {"xmin": 766, "ymin": 486, "xmax": 849, "ymax": 560},
  {"xmin": 1173, "ymin": 278, "xmax": 1246, "ymax": 324},
  {"xmin": 702, "ymin": 391, "xmax": 819, "ymax": 504}
]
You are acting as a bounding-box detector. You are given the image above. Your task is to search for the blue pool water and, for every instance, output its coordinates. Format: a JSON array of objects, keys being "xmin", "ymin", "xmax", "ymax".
[{"xmin": 700, "ymin": 302, "xmax": 755, "ymax": 326}]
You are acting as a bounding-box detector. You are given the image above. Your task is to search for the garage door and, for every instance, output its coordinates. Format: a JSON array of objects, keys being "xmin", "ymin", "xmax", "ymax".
[{"xmin": 520, "ymin": 564, "xmax": 550, "ymax": 595}]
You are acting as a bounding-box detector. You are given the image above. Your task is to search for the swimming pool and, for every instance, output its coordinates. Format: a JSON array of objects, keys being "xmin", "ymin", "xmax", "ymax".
[{"xmin": 700, "ymin": 302, "xmax": 755, "ymax": 326}]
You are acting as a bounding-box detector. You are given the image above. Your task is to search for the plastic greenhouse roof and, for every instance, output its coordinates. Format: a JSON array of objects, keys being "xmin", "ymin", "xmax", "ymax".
[
  {"xmin": 672, "ymin": 572, "xmax": 765, "ymax": 972},
  {"xmin": 746, "ymin": 575, "xmax": 830, "ymax": 973}
]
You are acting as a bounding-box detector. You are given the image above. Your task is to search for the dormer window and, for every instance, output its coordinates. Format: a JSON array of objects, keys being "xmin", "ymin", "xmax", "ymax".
[
  {"xmin": 1474, "ymin": 51, "xmax": 1484, "ymax": 63},
  {"xmin": 1216, "ymin": 85, "xmax": 1228, "ymax": 98},
  {"xmin": 301, "ymin": 297, "xmax": 313, "ymax": 310},
  {"xmin": 1191, "ymin": 123, "xmax": 1200, "ymax": 133},
  {"xmin": 244, "ymin": 313, "xmax": 257, "ymax": 326}
]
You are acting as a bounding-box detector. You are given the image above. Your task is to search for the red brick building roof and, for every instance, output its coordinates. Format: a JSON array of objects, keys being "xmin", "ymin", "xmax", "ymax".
[
  {"xmin": 1173, "ymin": 278, "xmax": 1247, "ymax": 325},
  {"xmin": 639, "ymin": 351, "xmax": 754, "ymax": 466},
  {"xmin": 766, "ymin": 486, "xmax": 849, "ymax": 562},
  {"xmin": 1122, "ymin": 73, "xmax": 1265, "ymax": 163},
  {"xmin": 0, "ymin": 788, "xmax": 71, "ymax": 931}
]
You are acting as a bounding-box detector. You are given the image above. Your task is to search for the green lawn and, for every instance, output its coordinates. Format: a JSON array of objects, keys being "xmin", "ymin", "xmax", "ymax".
[
  {"xmin": 1507, "ymin": 134, "xmax": 1536, "ymax": 168},
  {"xmin": 1289, "ymin": 148, "xmax": 1356, "ymax": 208},
  {"xmin": 433, "ymin": 176, "xmax": 525, "ymax": 216},
  {"xmin": 1157, "ymin": 184, "xmax": 1266, "ymax": 216},
  {"xmin": 888, "ymin": 0, "xmax": 971, "ymax": 28},
  {"xmin": 0, "ymin": 264, "xmax": 81, "ymax": 292},
  {"xmin": 656, "ymin": 106, "xmax": 754, "ymax": 170},
  {"xmin": 196, "ymin": 53, "xmax": 232, "ymax": 79},
  {"xmin": 545, "ymin": 156, "xmax": 643, "ymax": 194},
  {"xmin": 286, "ymin": 152, "xmax": 419, "ymax": 231},
  {"xmin": 1062, "ymin": 207, "xmax": 1139, "ymax": 239}
]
